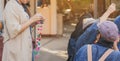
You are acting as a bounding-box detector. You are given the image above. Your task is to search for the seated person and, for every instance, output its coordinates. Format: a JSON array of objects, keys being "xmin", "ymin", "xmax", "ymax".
[
  {"xmin": 75, "ymin": 3, "xmax": 116, "ymax": 52},
  {"xmin": 67, "ymin": 3, "xmax": 116, "ymax": 61},
  {"xmin": 74, "ymin": 21, "xmax": 120, "ymax": 61}
]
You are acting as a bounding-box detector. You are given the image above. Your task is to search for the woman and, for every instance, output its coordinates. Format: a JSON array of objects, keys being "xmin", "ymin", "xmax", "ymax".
[{"xmin": 2, "ymin": 0, "xmax": 44, "ymax": 61}]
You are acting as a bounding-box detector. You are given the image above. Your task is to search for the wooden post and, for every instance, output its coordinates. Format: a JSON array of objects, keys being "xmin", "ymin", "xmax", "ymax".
[
  {"xmin": 94, "ymin": 0, "xmax": 105, "ymax": 18},
  {"xmin": 94, "ymin": 0, "xmax": 98, "ymax": 18},
  {"xmin": 30, "ymin": 0, "xmax": 36, "ymax": 16},
  {"xmin": 97, "ymin": 0, "xmax": 105, "ymax": 17},
  {"xmin": 50, "ymin": 0, "xmax": 57, "ymax": 35}
]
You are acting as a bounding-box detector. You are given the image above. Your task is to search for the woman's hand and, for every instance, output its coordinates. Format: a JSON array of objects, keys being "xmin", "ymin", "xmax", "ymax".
[
  {"xmin": 30, "ymin": 13, "xmax": 44, "ymax": 23},
  {"xmin": 16, "ymin": 13, "xmax": 44, "ymax": 36},
  {"xmin": 107, "ymin": 3, "xmax": 116, "ymax": 14},
  {"xmin": 98, "ymin": 3, "xmax": 116, "ymax": 24}
]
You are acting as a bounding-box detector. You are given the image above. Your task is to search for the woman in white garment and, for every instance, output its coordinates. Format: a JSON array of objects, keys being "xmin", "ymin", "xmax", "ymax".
[{"xmin": 2, "ymin": 0, "xmax": 44, "ymax": 61}]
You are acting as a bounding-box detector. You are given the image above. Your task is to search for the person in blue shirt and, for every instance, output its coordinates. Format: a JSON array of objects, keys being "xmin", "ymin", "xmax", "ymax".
[
  {"xmin": 75, "ymin": 3, "xmax": 116, "ymax": 53},
  {"xmin": 67, "ymin": 4, "xmax": 95, "ymax": 61},
  {"xmin": 67, "ymin": 18, "xmax": 95, "ymax": 61},
  {"xmin": 67, "ymin": 3, "xmax": 116, "ymax": 61},
  {"xmin": 74, "ymin": 21, "xmax": 120, "ymax": 61}
]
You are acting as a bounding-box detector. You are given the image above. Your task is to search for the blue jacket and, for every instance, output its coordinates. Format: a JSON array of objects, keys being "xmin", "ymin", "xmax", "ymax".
[
  {"xmin": 74, "ymin": 44, "xmax": 120, "ymax": 61},
  {"xmin": 75, "ymin": 17, "xmax": 120, "ymax": 52},
  {"xmin": 114, "ymin": 15, "xmax": 120, "ymax": 50},
  {"xmin": 114, "ymin": 15, "xmax": 120, "ymax": 33},
  {"xmin": 75, "ymin": 22, "xmax": 99, "ymax": 52},
  {"xmin": 67, "ymin": 38, "xmax": 76, "ymax": 61},
  {"xmin": 69, "ymin": 16, "xmax": 120, "ymax": 61},
  {"xmin": 67, "ymin": 22, "xmax": 98, "ymax": 61}
]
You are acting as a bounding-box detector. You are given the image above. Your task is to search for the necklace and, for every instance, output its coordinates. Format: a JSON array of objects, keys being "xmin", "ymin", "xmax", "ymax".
[{"xmin": 33, "ymin": 20, "xmax": 43, "ymax": 59}]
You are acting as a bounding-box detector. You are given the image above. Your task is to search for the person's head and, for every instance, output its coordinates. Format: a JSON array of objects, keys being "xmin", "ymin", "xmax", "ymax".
[
  {"xmin": 98, "ymin": 21, "xmax": 119, "ymax": 42},
  {"xmin": 18, "ymin": 0, "xmax": 29, "ymax": 4}
]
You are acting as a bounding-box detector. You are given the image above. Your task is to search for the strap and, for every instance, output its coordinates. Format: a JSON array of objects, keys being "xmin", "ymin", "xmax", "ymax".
[
  {"xmin": 4, "ymin": 0, "xmax": 6, "ymax": 8},
  {"xmin": 4, "ymin": 0, "xmax": 10, "ymax": 8},
  {"xmin": 4, "ymin": 0, "xmax": 9, "ymax": 8},
  {"xmin": 98, "ymin": 49, "xmax": 114, "ymax": 61},
  {"xmin": 87, "ymin": 45, "xmax": 92, "ymax": 61}
]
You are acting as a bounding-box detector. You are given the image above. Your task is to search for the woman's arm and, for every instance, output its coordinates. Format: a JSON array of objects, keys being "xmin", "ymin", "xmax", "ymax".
[
  {"xmin": 16, "ymin": 14, "xmax": 44, "ymax": 38},
  {"xmin": 98, "ymin": 3, "xmax": 119, "ymax": 51},
  {"xmin": 99, "ymin": 3, "xmax": 116, "ymax": 24}
]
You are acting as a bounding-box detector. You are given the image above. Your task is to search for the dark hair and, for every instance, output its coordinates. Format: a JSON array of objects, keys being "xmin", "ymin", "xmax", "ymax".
[
  {"xmin": 70, "ymin": 12, "xmax": 93, "ymax": 41},
  {"xmin": 4, "ymin": 0, "xmax": 31, "ymax": 17},
  {"xmin": 21, "ymin": 3, "xmax": 31, "ymax": 17},
  {"xmin": 71, "ymin": 23, "xmax": 93, "ymax": 41},
  {"xmin": 4, "ymin": 0, "xmax": 7, "ymax": 8},
  {"xmin": 97, "ymin": 37, "xmax": 113, "ymax": 48}
]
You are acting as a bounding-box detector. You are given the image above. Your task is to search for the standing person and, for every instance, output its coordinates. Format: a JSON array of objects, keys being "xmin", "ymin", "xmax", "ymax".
[
  {"xmin": 74, "ymin": 21, "xmax": 120, "ymax": 61},
  {"xmin": 2, "ymin": 0, "xmax": 44, "ymax": 61}
]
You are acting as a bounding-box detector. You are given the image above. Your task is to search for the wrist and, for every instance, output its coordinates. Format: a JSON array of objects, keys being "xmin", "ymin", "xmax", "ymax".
[
  {"xmin": 29, "ymin": 19, "xmax": 35, "ymax": 24},
  {"xmin": 106, "ymin": 9, "xmax": 113, "ymax": 15}
]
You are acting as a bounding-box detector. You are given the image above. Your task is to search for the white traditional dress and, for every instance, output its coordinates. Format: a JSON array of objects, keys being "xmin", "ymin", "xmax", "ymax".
[{"xmin": 2, "ymin": 0, "xmax": 32, "ymax": 61}]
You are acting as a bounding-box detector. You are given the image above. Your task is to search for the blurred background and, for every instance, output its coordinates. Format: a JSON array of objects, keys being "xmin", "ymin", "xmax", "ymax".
[{"xmin": 28, "ymin": 0, "xmax": 120, "ymax": 61}]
